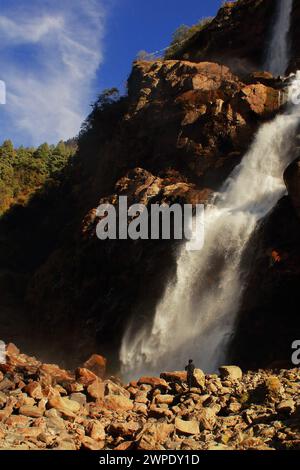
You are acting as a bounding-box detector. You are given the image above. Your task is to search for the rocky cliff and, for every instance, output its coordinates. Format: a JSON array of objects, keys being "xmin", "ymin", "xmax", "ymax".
[
  {"xmin": 0, "ymin": 0, "xmax": 300, "ymax": 375},
  {"xmin": 168, "ymin": 0, "xmax": 300, "ymax": 76}
]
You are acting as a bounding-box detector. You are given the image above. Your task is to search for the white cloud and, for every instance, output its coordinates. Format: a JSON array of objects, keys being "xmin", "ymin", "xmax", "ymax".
[
  {"xmin": 0, "ymin": 0, "xmax": 107, "ymax": 145},
  {"xmin": 0, "ymin": 15, "xmax": 64, "ymax": 44}
]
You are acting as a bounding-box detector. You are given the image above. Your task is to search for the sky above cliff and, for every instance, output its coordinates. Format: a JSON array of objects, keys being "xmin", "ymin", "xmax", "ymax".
[{"xmin": 0, "ymin": 0, "xmax": 223, "ymax": 147}]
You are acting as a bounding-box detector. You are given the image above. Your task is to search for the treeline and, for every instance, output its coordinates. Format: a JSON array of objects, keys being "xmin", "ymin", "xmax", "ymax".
[{"xmin": 0, "ymin": 139, "xmax": 77, "ymax": 214}]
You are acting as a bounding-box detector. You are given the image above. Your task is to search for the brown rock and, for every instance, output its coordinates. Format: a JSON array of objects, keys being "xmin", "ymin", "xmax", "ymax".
[
  {"xmin": 193, "ymin": 369, "xmax": 206, "ymax": 388},
  {"xmin": 148, "ymin": 405, "xmax": 173, "ymax": 419},
  {"xmin": 88, "ymin": 421, "xmax": 106, "ymax": 441},
  {"xmin": 155, "ymin": 394, "xmax": 174, "ymax": 405},
  {"xmin": 241, "ymin": 84, "xmax": 279, "ymax": 115},
  {"xmin": 104, "ymin": 395, "xmax": 133, "ymax": 412},
  {"xmin": 133, "ymin": 403, "xmax": 148, "ymax": 415},
  {"xmin": 137, "ymin": 423, "xmax": 174, "ymax": 450},
  {"xmin": 105, "ymin": 380, "xmax": 130, "ymax": 398},
  {"xmin": 114, "ymin": 441, "xmax": 134, "ymax": 450},
  {"xmin": 198, "ymin": 408, "xmax": 216, "ymax": 431},
  {"xmin": 40, "ymin": 364, "xmax": 73, "ymax": 384},
  {"xmin": 48, "ymin": 393, "xmax": 81, "ymax": 418},
  {"xmin": 70, "ymin": 393, "xmax": 87, "ymax": 407},
  {"xmin": 75, "ymin": 367, "xmax": 98, "ymax": 386},
  {"xmin": 138, "ymin": 376, "xmax": 168, "ymax": 390},
  {"xmin": 277, "ymin": 399, "xmax": 295, "ymax": 414},
  {"xmin": 109, "ymin": 421, "xmax": 140, "ymax": 438},
  {"xmin": 25, "ymin": 381, "xmax": 43, "ymax": 400},
  {"xmin": 19, "ymin": 405, "xmax": 44, "ymax": 418},
  {"xmin": 0, "ymin": 377, "xmax": 15, "ymax": 392},
  {"xmin": 160, "ymin": 371, "xmax": 187, "ymax": 383},
  {"xmin": 83, "ymin": 354, "xmax": 106, "ymax": 379},
  {"xmin": 175, "ymin": 418, "xmax": 199, "ymax": 436},
  {"xmin": 80, "ymin": 436, "xmax": 105, "ymax": 450},
  {"xmin": 219, "ymin": 366, "xmax": 243, "ymax": 381},
  {"xmin": 6, "ymin": 343, "xmax": 20, "ymax": 356},
  {"xmin": 134, "ymin": 391, "xmax": 148, "ymax": 404},
  {"xmin": 6, "ymin": 415, "xmax": 31, "ymax": 427},
  {"xmin": 87, "ymin": 378, "xmax": 105, "ymax": 402}
]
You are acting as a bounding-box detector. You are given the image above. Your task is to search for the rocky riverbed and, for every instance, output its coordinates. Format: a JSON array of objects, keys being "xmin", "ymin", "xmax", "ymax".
[{"xmin": 0, "ymin": 344, "xmax": 300, "ymax": 450}]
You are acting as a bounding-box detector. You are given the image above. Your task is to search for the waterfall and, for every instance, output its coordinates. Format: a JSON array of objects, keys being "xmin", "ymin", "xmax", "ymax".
[
  {"xmin": 265, "ymin": 0, "xmax": 293, "ymax": 76},
  {"xmin": 120, "ymin": 0, "xmax": 298, "ymax": 378}
]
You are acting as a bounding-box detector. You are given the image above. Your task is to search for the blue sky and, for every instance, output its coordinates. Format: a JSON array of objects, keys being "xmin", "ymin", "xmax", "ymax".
[{"xmin": 0, "ymin": 0, "xmax": 223, "ymax": 147}]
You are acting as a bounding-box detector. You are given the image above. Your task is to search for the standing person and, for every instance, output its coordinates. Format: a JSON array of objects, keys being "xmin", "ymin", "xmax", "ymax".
[{"xmin": 185, "ymin": 359, "xmax": 195, "ymax": 391}]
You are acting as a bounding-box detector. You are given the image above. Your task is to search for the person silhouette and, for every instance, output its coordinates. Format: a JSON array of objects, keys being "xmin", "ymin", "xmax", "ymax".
[{"xmin": 185, "ymin": 359, "xmax": 195, "ymax": 391}]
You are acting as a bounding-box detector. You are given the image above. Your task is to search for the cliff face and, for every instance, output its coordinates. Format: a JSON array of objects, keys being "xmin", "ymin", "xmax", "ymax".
[
  {"xmin": 170, "ymin": 0, "xmax": 300, "ymax": 76},
  {"xmin": 0, "ymin": 0, "xmax": 299, "ymax": 372},
  {"xmin": 231, "ymin": 157, "xmax": 300, "ymax": 369},
  {"xmin": 0, "ymin": 58, "xmax": 283, "ymax": 369}
]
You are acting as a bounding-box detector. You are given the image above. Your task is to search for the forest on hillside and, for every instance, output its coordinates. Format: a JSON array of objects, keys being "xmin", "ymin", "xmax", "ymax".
[{"xmin": 0, "ymin": 139, "xmax": 77, "ymax": 214}]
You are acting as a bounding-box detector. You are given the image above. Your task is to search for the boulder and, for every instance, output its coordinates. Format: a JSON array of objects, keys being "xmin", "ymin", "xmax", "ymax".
[
  {"xmin": 80, "ymin": 436, "xmax": 105, "ymax": 451},
  {"xmin": 104, "ymin": 395, "xmax": 134, "ymax": 412},
  {"xmin": 160, "ymin": 371, "xmax": 187, "ymax": 384},
  {"xmin": 83, "ymin": 354, "xmax": 107, "ymax": 379},
  {"xmin": 75, "ymin": 368, "xmax": 98, "ymax": 386},
  {"xmin": 88, "ymin": 421, "xmax": 106, "ymax": 441},
  {"xmin": 87, "ymin": 378, "xmax": 105, "ymax": 402},
  {"xmin": 19, "ymin": 405, "xmax": 44, "ymax": 418},
  {"xmin": 40, "ymin": 364, "xmax": 73, "ymax": 384},
  {"xmin": 155, "ymin": 394, "xmax": 174, "ymax": 405},
  {"xmin": 175, "ymin": 418, "xmax": 199, "ymax": 436},
  {"xmin": 138, "ymin": 376, "xmax": 168, "ymax": 390},
  {"xmin": 48, "ymin": 393, "xmax": 81, "ymax": 418},
  {"xmin": 219, "ymin": 366, "xmax": 243, "ymax": 381},
  {"xmin": 198, "ymin": 408, "xmax": 216, "ymax": 431},
  {"xmin": 277, "ymin": 399, "xmax": 295, "ymax": 414},
  {"xmin": 108, "ymin": 421, "xmax": 140, "ymax": 438},
  {"xmin": 137, "ymin": 423, "xmax": 174, "ymax": 450},
  {"xmin": 193, "ymin": 369, "xmax": 206, "ymax": 388},
  {"xmin": 24, "ymin": 381, "xmax": 43, "ymax": 400}
]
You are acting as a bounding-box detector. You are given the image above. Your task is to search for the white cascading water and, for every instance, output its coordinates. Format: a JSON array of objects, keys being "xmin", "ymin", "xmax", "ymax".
[
  {"xmin": 121, "ymin": 0, "xmax": 298, "ymax": 378},
  {"xmin": 265, "ymin": 0, "xmax": 294, "ymax": 76}
]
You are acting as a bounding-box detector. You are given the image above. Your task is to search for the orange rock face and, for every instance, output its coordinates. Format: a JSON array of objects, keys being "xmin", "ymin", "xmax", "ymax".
[{"xmin": 83, "ymin": 354, "xmax": 107, "ymax": 380}]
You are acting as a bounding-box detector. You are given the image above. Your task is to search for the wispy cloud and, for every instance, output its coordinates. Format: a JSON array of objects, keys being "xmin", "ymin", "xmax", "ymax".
[{"xmin": 0, "ymin": 0, "xmax": 107, "ymax": 145}]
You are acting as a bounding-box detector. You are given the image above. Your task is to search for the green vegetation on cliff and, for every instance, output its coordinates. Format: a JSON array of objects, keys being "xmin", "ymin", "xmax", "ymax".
[{"xmin": 0, "ymin": 139, "xmax": 77, "ymax": 214}]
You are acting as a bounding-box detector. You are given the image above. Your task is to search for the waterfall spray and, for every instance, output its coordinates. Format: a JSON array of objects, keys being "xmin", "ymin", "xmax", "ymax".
[{"xmin": 121, "ymin": 0, "xmax": 299, "ymax": 378}]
